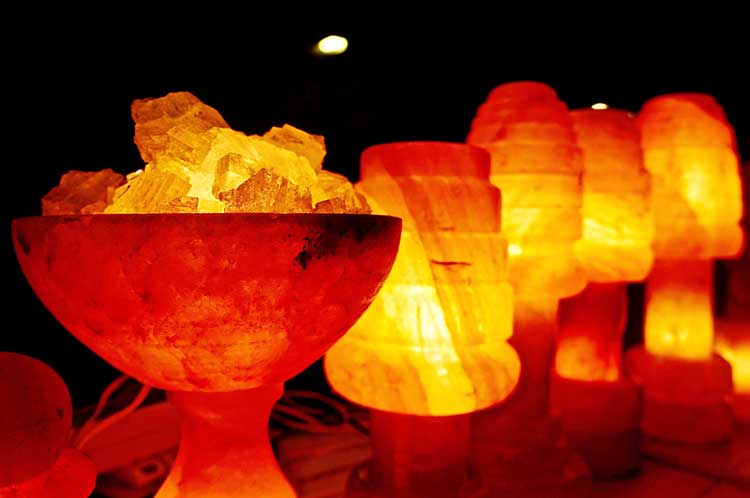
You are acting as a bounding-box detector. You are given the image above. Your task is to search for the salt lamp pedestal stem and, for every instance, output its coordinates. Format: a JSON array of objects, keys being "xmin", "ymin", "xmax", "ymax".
[
  {"xmin": 155, "ymin": 384, "xmax": 295, "ymax": 498},
  {"xmin": 629, "ymin": 259, "xmax": 733, "ymax": 443},
  {"xmin": 349, "ymin": 410, "xmax": 482, "ymax": 498},
  {"xmin": 471, "ymin": 296, "xmax": 591, "ymax": 496},
  {"xmin": 473, "ymin": 296, "xmax": 556, "ymax": 431},
  {"xmin": 551, "ymin": 283, "xmax": 641, "ymax": 478}
]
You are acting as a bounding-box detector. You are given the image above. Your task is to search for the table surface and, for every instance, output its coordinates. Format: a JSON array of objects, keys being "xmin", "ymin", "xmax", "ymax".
[{"xmin": 276, "ymin": 428, "xmax": 750, "ymax": 498}]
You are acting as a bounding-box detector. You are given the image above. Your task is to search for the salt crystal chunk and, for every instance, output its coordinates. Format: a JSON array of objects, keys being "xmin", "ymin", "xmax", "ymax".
[
  {"xmin": 132, "ymin": 91, "xmax": 229, "ymax": 163},
  {"xmin": 220, "ymin": 169, "xmax": 312, "ymax": 213},
  {"xmin": 263, "ymin": 124, "xmax": 326, "ymax": 171},
  {"xmin": 42, "ymin": 169, "xmax": 125, "ymax": 215},
  {"xmin": 313, "ymin": 171, "xmax": 371, "ymax": 213},
  {"xmin": 105, "ymin": 167, "xmax": 190, "ymax": 214}
]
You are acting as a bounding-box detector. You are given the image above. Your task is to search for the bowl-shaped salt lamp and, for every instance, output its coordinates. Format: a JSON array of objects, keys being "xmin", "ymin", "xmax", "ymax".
[
  {"xmin": 0, "ymin": 352, "xmax": 96, "ymax": 497},
  {"xmin": 626, "ymin": 93, "xmax": 744, "ymax": 443},
  {"xmin": 325, "ymin": 142, "xmax": 520, "ymax": 498},
  {"xmin": 551, "ymin": 109, "xmax": 653, "ymax": 477},
  {"xmin": 467, "ymin": 81, "xmax": 590, "ymax": 495},
  {"xmin": 13, "ymin": 213, "xmax": 400, "ymax": 498}
]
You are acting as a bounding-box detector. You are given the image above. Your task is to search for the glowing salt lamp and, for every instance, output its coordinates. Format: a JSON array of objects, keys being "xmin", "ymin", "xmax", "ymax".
[
  {"xmin": 549, "ymin": 109, "xmax": 652, "ymax": 477},
  {"xmin": 13, "ymin": 214, "xmax": 400, "ymax": 498},
  {"xmin": 626, "ymin": 93, "xmax": 744, "ymax": 443},
  {"xmin": 0, "ymin": 352, "xmax": 96, "ymax": 498},
  {"xmin": 467, "ymin": 82, "xmax": 590, "ymax": 494},
  {"xmin": 325, "ymin": 142, "xmax": 520, "ymax": 497},
  {"xmin": 716, "ymin": 323, "xmax": 750, "ymax": 422},
  {"xmin": 715, "ymin": 170, "xmax": 750, "ymax": 423}
]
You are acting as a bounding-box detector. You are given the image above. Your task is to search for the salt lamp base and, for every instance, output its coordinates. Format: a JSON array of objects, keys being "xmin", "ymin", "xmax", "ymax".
[
  {"xmin": 346, "ymin": 410, "xmax": 485, "ymax": 498},
  {"xmin": 346, "ymin": 462, "xmax": 485, "ymax": 498},
  {"xmin": 0, "ymin": 448, "xmax": 96, "ymax": 498},
  {"xmin": 471, "ymin": 414, "xmax": 591, "ymax": 498},
  {"xmin": 550, "ymin": 373, "xmax": 641, "ymax": 478},
  {"xmin": 625, "ymin": 346, "xmax": 733, "ymax": 443},
  {"xmin": 731, "ymin": 393, "xmax": 750, "ymax": 424},
  {"xmin": 154, "ymin": 384, "xmax": 295, "ymax": 498}
]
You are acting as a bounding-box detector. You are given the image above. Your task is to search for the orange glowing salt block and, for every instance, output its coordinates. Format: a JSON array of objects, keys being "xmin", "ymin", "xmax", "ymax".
[
  {"xmin": 625, "ymin": 93, "xmax": 744, "ymax": 444},
  {"xmin": 325, "ymin": 142, "xmax": 518, "ymax": 498},
  {"xmin": 0, "ymin": 353, "xmax": 96, "ymax": 498},
  {"xmin": 549, "ymin": 109, "xmax": 652, "ymax": 477},
  {"xmin": 467, "ymin": 81, "xmax": 590, "ymax": 495},
  {"xmin": 13, "ymin": 213, "xmax": 400, "ymax": 498},
  {"xmin": 716, "ymin": 321, "xmax": 750, "ymax": 423}
]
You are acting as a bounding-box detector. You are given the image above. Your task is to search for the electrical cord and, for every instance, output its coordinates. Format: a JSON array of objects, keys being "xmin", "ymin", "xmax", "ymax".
[
  {"xmin": 72, "ymin": 376, "xmax": 368, "ymax": 452},
  {"xmin": 72, "ymin": 375, "xmax": 151, "ymax": 451}
]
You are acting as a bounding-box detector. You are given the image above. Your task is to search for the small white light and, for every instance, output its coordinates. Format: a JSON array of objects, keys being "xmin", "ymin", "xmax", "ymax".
[
  {"xmin": 508, "ymin": 244, "xmax": 523, "ymax": 257},
  {"xmin": 591, "ymin": 103, "xmax": 609, "ymax": 110},
  {"xmin": 314, "ymin": 35, "xmax": 348, "ymax": 56}
]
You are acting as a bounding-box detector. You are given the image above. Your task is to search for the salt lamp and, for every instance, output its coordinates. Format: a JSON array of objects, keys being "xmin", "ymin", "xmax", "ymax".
[
  {"xmin": 715, "ymin": 168, "xmax": 750, "ymax": 423},
  {"xmin": 13, "ymin": 214, "xmax": 400, "ymax": 498},
  {"xmin": 0, "ymin": 352, "xmax": 96, "ymax": 498},
  {"xmin": 325, "ymin": 142, "xmax": 519, "ymax": 498},
  {"xmin": 550, "ymin": 109, "xmax": 653, "ymax": 477},
  {"xmin": 716, "ymin": 322, "xmax": 750, "ymax": 422},
  {"xmin": 626, "ymin": 93, "xmax": 744, "ymax": 443},
  {"xmin": 467, "ymin": 82, "xmax": 590, "ymax": 494}
]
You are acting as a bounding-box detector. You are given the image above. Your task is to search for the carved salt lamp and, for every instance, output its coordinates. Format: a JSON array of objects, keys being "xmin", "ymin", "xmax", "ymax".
[
  {"xmin": 626, "ymin": 93, "xmax": 745, "ymax": 443},
  {"xmin": 325, "ymin": 142, "xmax": 520, "ymax": 498},
  {"xmin": 551, "ymin": 109, "xmax": 653, "ymax": 477},
  {"xmin": 467, "ymin": 82, "xmax": 590, "ymax": 493},
  {"xmin": 716, "ymin": 169, "xmax": 750, "ymax": 423},
  {"xmin": 0, "ymin": 352, "xmax": 96, "ymax": 498},
  {"xmin": 13, "ymin": 214, "xmax": 400, "ymax": 498}
]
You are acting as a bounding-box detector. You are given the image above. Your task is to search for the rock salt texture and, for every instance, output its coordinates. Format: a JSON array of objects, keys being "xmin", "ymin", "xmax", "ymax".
[{"xmin": 42, "ymin": 92, "xmax": 370, "ymax": 215}]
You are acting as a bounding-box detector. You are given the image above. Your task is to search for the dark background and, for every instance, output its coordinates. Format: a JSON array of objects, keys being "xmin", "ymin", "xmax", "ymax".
[{"xmin": 4, "ymin": 25, "xmax": 748, "ymax": 407}]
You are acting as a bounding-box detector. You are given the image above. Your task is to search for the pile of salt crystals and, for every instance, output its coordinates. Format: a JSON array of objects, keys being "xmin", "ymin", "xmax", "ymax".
[{"xmin": 42, "ymin": 92, "xmax": 370, "ymax": 215}]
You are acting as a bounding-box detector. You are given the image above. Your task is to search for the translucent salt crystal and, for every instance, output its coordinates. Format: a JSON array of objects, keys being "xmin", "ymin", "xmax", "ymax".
[
  {"xmin": 153, "ymin": 196, "xmax": 199, "ymax": 213},
  {"xmin": 312, "ymin": 171, "xmax": 371, "ymax": 213},
  {"xmin": 220, "ymin": 168, "xmax": 312, "ymax": 213},
  {"xmin": 105, "ymin": 167, "xmax": 190, "ymax": 214},
  {"xmin": 263, "ymin": 124, "xmax": 326, "ymax": 172},
  {"xmin": 197, "ymin": 197, "xmax": 225, "ymax": 213},
  {"xmin": 42, "ymin": 169, "xmax": 125, "ymax": 215},
  {"xmin": 131, "ymin": 91, "xmax": 229, "ymax": 163},
  {"xmin": 212, "ymin": 153, "xmax": 257, "ymax": 197}
]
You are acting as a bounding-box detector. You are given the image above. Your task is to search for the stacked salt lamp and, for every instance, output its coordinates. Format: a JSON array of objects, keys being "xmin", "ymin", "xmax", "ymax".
[
  {"xmin": 626, "ymin": 93, "xmax": 745, "ymax": 443},
  {"xmin": 0, "ymin": 352, "xmax": 96, "ymax": 497},
  {"xmin": 552, "ymin": 109, "xmax": 653, "ymax": 477},
  {"xmin": 715, "ymin": 165, "xmax": 750, "ymax": 423},
  {"xmin": 325, "ymin": 142, "xmax": 520, "ymax": 498},
  {"xmin": 467, "ymin": 82, "xmax": 590, "ymax": 494}
]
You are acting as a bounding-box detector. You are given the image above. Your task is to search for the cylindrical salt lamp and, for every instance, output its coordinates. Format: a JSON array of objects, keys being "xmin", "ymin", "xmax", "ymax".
[
  {"xmin": 467, "ymin": 82, "xmax": 590, "ymax": 495},
  {"xmin": 626, "ymin": 93, "xmax": 745, "ymax": 443},
  {"xmin": 325, "ymin": 142, "xmax": 520, "ymax": 498},
  {"xmin": 551, "ymin": 109, "xmax": 653, "ymax": 478},
  {"xmin": 0, "ymin": 352, "xmax": 96, "ymax": 497},
  {"xmin": 716, "ymin": 170, "xmax": 750, "ymax": 423}
]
